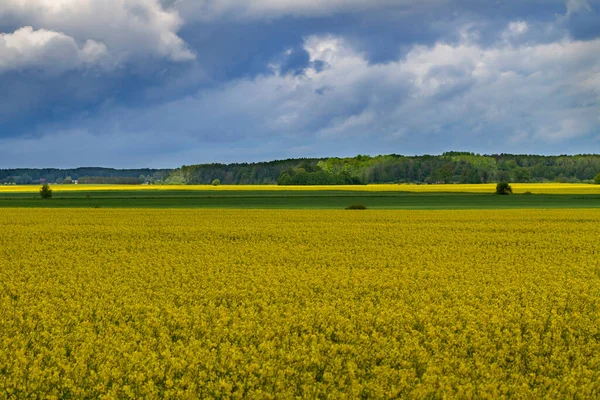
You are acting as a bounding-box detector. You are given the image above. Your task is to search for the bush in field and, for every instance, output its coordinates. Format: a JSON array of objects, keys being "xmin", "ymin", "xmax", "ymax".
[
  {"xmin": 496, "ymin": 182, "xmax": 512, "ymax": 195},
  {"xmin": 40, "ymin": 184, "xmax": 53, "ymax": 199},
  {"xmin": 212, "ymin": 179, "xmax": 221, "ymax": 186},
  {"xmin": 595, "ymin": 173, "xmax": 600, "ymax": 184},
  {"xmin": 346, "ymin": 204, "xmax": 367, "ymax": 210}
]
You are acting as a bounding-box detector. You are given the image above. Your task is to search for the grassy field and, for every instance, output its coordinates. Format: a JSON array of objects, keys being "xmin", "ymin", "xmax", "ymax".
[
  {"xmin": 1, "ymin": 184, "xmax": 600, "ymax": 209},
  {"xmin": 2, "ymin": 208, "xmax": 599, "ymax": 398}
]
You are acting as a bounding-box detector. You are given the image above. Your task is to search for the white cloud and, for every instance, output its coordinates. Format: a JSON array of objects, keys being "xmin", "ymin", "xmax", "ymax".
[
  {"xmin": 123, "ymin": 28, "xmax": 599, "ymax": 149},
  {"xmin": 0, "ymin": 26, "xmax": 110, "ymax": 74},
  {"xmin": 8, "ymin": 21, "xmax": 600, "ymax": 163},
  {"xmin": 0, "ymin": 0, "xmax": 194, "ymax": 64},
  {"xmin": 566, "ymin": 0, "xmax": 593, "ymax": 17},
  {"xmin": 502, "ymin": 21, "xmax": 529, "ymax": 41},
  {"xmin": 536, "ymin": 116, "xmax": 596, "ymax": 142}
]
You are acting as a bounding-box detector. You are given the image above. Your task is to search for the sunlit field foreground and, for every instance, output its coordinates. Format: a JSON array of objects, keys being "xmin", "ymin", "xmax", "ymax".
[
  {"xmin": 2, "ymin": 182, "xmax": 600, "ymax": 194},
  {"xmin": 1, "ymin": 209, "xmax": 600, "ymax": 398}
]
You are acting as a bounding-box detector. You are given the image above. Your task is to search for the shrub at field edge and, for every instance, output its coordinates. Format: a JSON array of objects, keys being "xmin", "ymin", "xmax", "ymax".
[
  {"xmin": 495, "ymin": 182, "xmax": 513, "ymax": 195},
  {"xmin": 39, "ymin": 184, "xmax": 53, "ymax": 199}
]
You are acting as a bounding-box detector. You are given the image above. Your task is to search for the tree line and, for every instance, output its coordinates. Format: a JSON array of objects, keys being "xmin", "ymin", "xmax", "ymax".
[
  {"xmin": 0, "ymin": 168, "xmax": 171, "ymax": 185},
  {"xmin": 166, "ymin": 153, "xmax": 600, "ymax": 185},
  {"xmin": 3, "ymin": 153, "xmax": 600, "ymax": 185}
]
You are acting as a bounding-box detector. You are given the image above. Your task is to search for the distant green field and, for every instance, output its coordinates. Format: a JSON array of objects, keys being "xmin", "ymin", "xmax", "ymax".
[{"xmin": 0, "ymin": 189, "xmax": 599, "ymax": 209}]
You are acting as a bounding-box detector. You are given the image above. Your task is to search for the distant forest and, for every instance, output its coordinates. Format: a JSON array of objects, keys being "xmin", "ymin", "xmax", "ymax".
[
  {"xmin": 0, "ymin": 168, "xmax": 171, "ymax": 185},
  {"xmin": 2, "ymin": 153, "xmax": 600, "ymax": 185},
  {"xmin": 168, "ymin": 153, "xmax": 600, "ymax": 185}
]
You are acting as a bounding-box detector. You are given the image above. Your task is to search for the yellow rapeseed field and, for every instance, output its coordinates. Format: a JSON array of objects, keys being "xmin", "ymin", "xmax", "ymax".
[
  {"xmin": 1, "ymin": 209, "xmax": 600, "ymax": 398},
  {"xmin": 1, "ymin": 182, "xmax": 600, "ymax": 194}
]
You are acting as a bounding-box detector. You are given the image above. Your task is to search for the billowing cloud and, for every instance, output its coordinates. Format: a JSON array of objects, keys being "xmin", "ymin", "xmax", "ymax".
[
  {"xmin": 0, "ymin": 26, "xmax": 110, "ymax": 74},
  {"xmin": 6, "ymin": 22, "xmax": 597, "ymax": 167},
  {"xmin": 128, "ymin": 31, "xmax": 599, "ymax": 146},
  {"xmin": 0, "ymin": 0, "xmax": 599, "ymax": 167},
  {"xmin": 0, "ymin": 0, "xmax": 194, "ymax": 63},
  {"xmin": 0, "ymin": 0, "xmax": 196, "ymax": 137}
]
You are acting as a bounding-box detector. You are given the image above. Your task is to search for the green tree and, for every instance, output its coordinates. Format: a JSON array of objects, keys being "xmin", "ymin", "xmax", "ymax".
[
  {"xmin": 480, "ymin": 170, "xmax": 490, "ymax": 183},
  {"xmin": 512, "ymin": 168, "xmax": 531, "ymax": 182},
  {"xmin": 495, "ymin": 182, "xmax": 513, "ymax": 195},
  {"xmin": 595, "ymin": 173, "xmax": 600, "ymax": 184},
  {"xmin": 459, "ymin": 166, "xmax": 481, "ymax": 184},
  {"xmin": 40, "ymin": 183, "xmax": 53, "ymax": 199},
  {"xmin": 435, "ymin": 163, "xmax": 455, "ymax": 183},
  {"xmin": 212, "ymin": 179, "xmax": 221, "ymax": 186},
  {"xmin": 298, "ymin": 160, "xmax": 320, "ymax": 173},
  {"xmin": 496, "ymin": 170, "xmax": 510, "ymax": 182}
]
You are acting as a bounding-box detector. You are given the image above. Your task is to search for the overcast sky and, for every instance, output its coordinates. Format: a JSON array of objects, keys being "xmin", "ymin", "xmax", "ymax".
[{"xmin": 1, "ymin": 0, "xmax": 599, "ymax": 168}]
